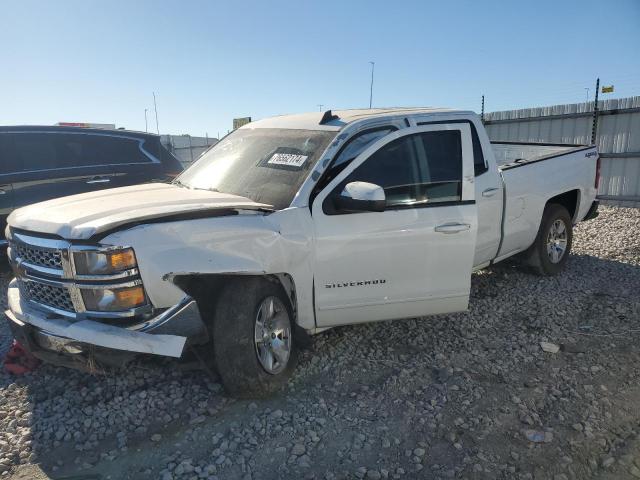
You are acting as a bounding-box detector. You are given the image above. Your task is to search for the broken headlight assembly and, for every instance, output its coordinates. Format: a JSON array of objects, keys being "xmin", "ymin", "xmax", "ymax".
[
  {"xmin": 72, "ymin": 246, "xmax": 148, "ymax": 313},
  {"xmin": 73, "ymin": 247, "xmax": 137, "ymax": 275},
  {"xmin": 81, "ymin": 285, "xmax": 147, "ymax": 312}
]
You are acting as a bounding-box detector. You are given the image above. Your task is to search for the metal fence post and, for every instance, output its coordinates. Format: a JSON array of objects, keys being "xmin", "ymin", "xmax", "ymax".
[{"xmin": 591, "ymin": 78, "xmax": 600, "ymax": 145}]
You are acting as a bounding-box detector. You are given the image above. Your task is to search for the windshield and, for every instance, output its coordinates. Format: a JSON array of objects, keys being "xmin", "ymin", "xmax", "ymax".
[{"xmin": 175, "ymin": 128, "xmax": 336, "ymax": 210}]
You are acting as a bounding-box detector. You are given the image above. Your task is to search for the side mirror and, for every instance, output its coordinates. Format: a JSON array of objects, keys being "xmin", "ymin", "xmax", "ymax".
[{"xmin": 333, "ymin": 181, "xmax": 385, "ymax": 213}]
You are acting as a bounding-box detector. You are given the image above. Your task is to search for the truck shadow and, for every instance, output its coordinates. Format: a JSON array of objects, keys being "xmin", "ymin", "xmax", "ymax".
[{"xmin": 0, "ymin": 252, "xmax": 638, "ymax": 479}]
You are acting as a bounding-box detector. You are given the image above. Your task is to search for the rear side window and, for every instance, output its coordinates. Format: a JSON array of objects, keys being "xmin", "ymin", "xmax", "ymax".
[
  {"xmin": 78, "ymin": 135, "xmax": 152, "ymax": 166},
  {"xmin": 9, "ymin": 132, "xmax": 153, "ymax": 172},
  {"xmin": 470, "ymin": 124, "xmax": 487, "ymax": 175},
  {"xmin": 331, "ymin": 130, "xmax": 463, "ymax": 210}
]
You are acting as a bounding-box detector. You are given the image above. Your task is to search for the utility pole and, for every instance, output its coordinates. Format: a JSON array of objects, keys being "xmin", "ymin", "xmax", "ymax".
[
  {"xmin": 481, "ymin": 95, "xmax": 485, "ymax": 123},
  {"xmin": 369, "ymin": 61, "xmax": 375, "ymax": 109},
  {"xmin": 591, "ymin": 78, "xmax": 600, "ymax": 145},
  {"xmin": 144, "ymin": 109, "xmax": 148, "ymax": 132},
  {"xmin": 317, "ymin": 104, "xmax": 324, "ymax": 111},
  {"xmin": 153, "ymin": 92, "xmax": 160, "ymax": 135}
]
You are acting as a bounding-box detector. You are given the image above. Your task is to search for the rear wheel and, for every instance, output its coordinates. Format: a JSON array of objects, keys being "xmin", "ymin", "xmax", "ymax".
[
  {"xmin": 211, "ymin": 278, "xmax": 297, "ymax": 398},
  {"xmin": 523, "ymin": 204, "xmax": 573, "ymax": 276}
]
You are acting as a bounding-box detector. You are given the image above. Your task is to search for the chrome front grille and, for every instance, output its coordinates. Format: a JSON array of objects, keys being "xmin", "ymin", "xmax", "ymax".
[
  {"xmin": 19, "ymin": 280, "xmax": 75, "ymax": 313},
  {"xmin": 8, "ymin": 229, "xmax": 149, "ymax": 320},
  {"xmin": 12, "ymin": 242, "xmax": 63, "ymax": 270}
]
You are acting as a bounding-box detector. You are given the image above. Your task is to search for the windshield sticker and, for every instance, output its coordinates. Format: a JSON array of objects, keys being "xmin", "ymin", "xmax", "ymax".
[{"xmin": 267, "ymin": 153, "xmax": 308, "ymax": 168}]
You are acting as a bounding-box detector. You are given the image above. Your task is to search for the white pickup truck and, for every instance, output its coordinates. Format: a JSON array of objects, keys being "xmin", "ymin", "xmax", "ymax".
[{"xmin": 5, "ymin": 108, "xmax": 600, "ymax": 397}]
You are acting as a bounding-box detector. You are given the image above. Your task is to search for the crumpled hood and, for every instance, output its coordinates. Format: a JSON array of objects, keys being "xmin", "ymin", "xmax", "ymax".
[{"xmin": 8, "ymin": 183, "xmax": 272, "ymax": 240}]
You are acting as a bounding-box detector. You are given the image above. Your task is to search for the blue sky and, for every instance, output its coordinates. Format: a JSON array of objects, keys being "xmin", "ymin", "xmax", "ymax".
[{"xmin": 2, "ymin": 0, "xmax": 639, "ymax": 138}]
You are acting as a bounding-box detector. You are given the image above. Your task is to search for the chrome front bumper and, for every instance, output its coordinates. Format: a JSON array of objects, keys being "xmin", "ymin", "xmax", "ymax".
[{"xmin": 5, "ymin": 279, "xmax": 207, "ymax": 360}]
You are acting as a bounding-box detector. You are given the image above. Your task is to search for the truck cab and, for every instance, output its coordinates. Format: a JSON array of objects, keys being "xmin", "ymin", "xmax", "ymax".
[{"xmin": 4, "ymin": 108, "xmax": 599, "ymax": 397}]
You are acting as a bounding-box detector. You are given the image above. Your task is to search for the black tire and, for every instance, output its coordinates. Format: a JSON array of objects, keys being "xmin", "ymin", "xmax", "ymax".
[
  {"xmin": 523, "ymin": 203, "xmax": 573, "ymax": 276},
  {"xmin": 211, "ymin": 277, "xmax": 297, "ymax": 398}
]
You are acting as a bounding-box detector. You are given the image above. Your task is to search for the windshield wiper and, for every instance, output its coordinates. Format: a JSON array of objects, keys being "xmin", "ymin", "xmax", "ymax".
[
  {"xmin": 185, "ymin": 184, "xmax": 221, "ymax": 193},
  {"xmin": 172, "ymin": 179, "xmax": 191, "ymax": 189}
]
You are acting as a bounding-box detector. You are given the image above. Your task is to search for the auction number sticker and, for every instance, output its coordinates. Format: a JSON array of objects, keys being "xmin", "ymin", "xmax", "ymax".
[{"xmin": 267, "ymin": 153, "xmax": 308, "ymax": 168}]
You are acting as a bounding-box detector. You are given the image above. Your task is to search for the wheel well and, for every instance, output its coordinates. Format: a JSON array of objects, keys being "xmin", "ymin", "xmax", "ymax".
[
  {"xmin": 171, "ymin": 273, "xmax": 297, "ymax": 326},
  {"xmin": 547, "ymin": 190, "xmax": 579, "ymax": 221}
]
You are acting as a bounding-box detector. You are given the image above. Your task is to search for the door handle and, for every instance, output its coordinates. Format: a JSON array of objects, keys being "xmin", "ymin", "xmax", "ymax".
[
  {"xmin": 434, "ymin": 223, "xmax": 471, "ymax": 234},
  {"xmin": 482, "ymin": 187, "xmax": 499, "ymax": 197},
  {"xmin": 86, "ymin": 176, "xmax": 111, "ymax": 184}
]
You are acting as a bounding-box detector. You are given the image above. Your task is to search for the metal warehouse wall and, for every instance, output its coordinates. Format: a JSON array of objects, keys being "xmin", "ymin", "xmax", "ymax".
[
  {"xmin": 161, "ymin": 135, "xmax": 218, "ymax": 167},
  {"xmin": 484, "ymin": 96, "xmax": 640, "ymax": 207}
]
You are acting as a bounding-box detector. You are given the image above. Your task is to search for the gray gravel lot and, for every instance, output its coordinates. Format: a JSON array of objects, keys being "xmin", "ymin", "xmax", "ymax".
[{"xmin": 1, "ymin": 206, "xmax": 639, "ymax": 480}]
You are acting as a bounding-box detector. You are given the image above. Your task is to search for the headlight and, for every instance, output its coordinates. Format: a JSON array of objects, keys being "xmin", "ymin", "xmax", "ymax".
[
  {"xmin": 82, "ymin": 285, "xmax": 146, "ymax": 311},
  {"xmin": 74, "ymin": 247, "xmax": 137, "ymax": 275}
]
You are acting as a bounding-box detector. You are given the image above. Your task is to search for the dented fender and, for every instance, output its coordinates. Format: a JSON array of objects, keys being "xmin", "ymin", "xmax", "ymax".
[{"xmin": 101, "ymin": 207, "xmax": 317, "ymax": 329}]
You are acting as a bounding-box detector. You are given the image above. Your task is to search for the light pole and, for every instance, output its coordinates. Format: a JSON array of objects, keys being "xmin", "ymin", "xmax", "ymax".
[
  {"xmin": 144, "ymin": 109, "xmax": 148, "ymax": 132},
  {"xmin": 153, "ymin": 92, "xmax": 160, "ymax": 135},
  {"xmin": 584, "ymin": 88, "xmax": 590, "ymax": 103},
  {"xmin": 369, "ymin": 61, "xmax": 375, "ymax": 109}
]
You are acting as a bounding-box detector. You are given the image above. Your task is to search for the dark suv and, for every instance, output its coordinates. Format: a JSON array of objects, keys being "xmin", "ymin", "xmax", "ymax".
[{"xmin": 0, "ymin": 126, "xmax": 183, "ymax": 243}]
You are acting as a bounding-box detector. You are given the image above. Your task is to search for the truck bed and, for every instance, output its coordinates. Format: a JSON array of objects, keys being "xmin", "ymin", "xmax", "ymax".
[
  {"xmin": 492, "ymin": 141, "xmax": 591, "ymax": 169},
  {"xmin": 492, "ymin": 142, "xmax": 598, "ymax": 262}
]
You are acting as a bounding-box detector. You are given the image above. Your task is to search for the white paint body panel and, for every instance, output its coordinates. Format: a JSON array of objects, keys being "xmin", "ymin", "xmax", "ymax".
[
  {"xmin": 7, "ymin": 182, "xmax": 271, "ymax": 240},
  {"xmin": 102, "ymin": 208, "xmax": 319, "ymax": 329},
  {"xmin": 312, "ymin": 123, "xmax": 477, "ymax": 326},
  {"xmin": 6, "ymin": 109, "xmax": 599, "ymax": 344},
  {"xmin": 496, "ymin": 147, "xmax": 598, "ymax": 257},
  {"xmin": 470, "ymin": 118, "xmax": 504, "ymax": 266}
]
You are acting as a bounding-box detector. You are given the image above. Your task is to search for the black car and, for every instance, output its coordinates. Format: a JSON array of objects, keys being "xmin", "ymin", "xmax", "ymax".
[{"xmin": 0, "ymin": 126, "xmax": 183, "ymax": 243}]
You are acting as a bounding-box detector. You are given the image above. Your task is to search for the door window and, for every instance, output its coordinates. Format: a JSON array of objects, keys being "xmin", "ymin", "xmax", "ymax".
[
  {"xmin": 0, "ymin": 134, "xmax": 20, "ymax": 174},
  {"xmin": 12, "ymin": 134, "xmax": 59, "ymax": 171},
  {"xmin": 334, "ymin": 128, "xmax": 396, "ymax": 169},
  {"xmin": 10, "ymin": 133, "xmax": 152, "ymax": 172},
  {"xmin": 413, "ymin": 130, "xmax": 462, "ymax": 203},
  {"xmin": 329, "ymin": 130, "xmax": 463, "ymax": 211},
  {"xmin": 312, "ymin": 127, "xmax": 395, "ymax": 198}
]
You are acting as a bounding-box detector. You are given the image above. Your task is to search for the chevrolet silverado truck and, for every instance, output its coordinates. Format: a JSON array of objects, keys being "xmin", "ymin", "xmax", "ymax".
[{"xmin": 4, "ymin": 108, "xmax": 600, "ymax": 397}]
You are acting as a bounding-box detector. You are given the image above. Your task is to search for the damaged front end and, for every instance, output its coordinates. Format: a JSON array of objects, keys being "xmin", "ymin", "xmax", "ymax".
[{"xmin": 4, "ymin": 229, "xmax": 208, "ymax": 372}]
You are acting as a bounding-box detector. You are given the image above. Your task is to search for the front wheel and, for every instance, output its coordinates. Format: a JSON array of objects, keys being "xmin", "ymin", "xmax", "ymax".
[
  {"xmin": 523, "ymin": 203, "xmax": 573, "ymax": 276},
  {"xmin": 211, "ymin": 278, "xmax": 297, "ymax": 398}
]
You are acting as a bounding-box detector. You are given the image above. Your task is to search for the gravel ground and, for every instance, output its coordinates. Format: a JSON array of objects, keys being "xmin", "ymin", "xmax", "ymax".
[{"xmin": 0, "ymin": 206, "xmax": 639, "ymax": 480}]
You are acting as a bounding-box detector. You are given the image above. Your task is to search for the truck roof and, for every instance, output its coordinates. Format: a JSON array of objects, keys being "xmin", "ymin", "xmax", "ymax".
[{"xmin": 244, "ymin": 107, "xmax": 470, "ymax": 131}]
